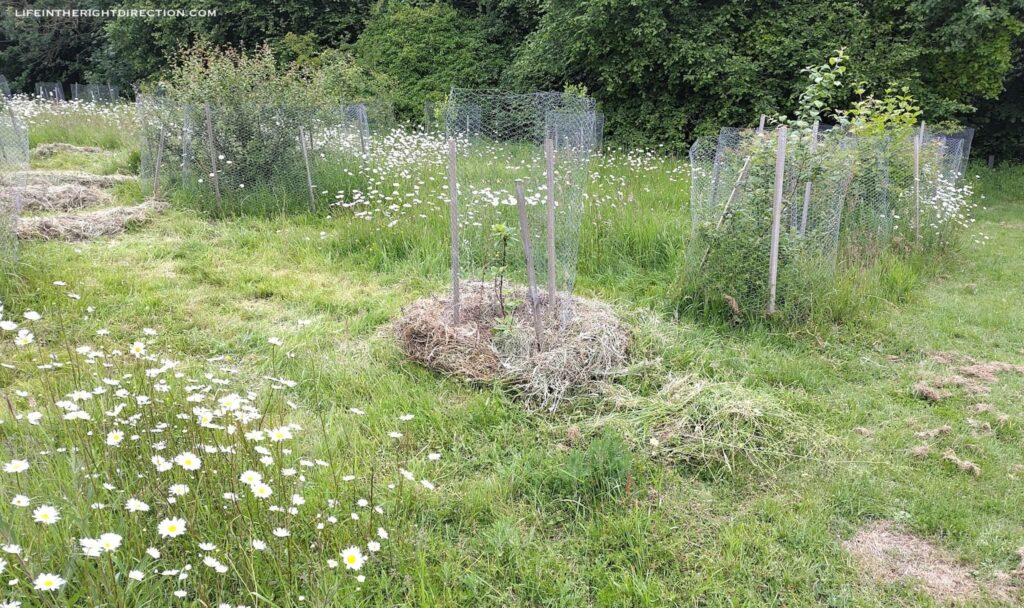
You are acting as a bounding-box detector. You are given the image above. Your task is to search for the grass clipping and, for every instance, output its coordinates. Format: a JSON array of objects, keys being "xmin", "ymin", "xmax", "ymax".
[
  {"xmin": 588, "ymin": 375, "xmax": 821, "ymax": 479},
  {"xmin": 7, "ymin": 183, "xmax": 112, "ymax": 213},
  {"xmin": 394, "ymin": 281, "xmax": 629, "ymax": 409},
  {"xmin": 17, "ymin": 200, "xmax": 166, "ymax": 241}
]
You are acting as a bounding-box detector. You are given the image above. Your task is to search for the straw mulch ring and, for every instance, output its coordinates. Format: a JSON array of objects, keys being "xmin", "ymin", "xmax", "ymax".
[
  {"xmin": 14, "ymin": 170, "xmax": 135, "ymax": 189},
  {"xmin": 17, "ymin": 200, "xmax": 167, "ymax": 241},
  {"xmin": 33, "ymin": 143, "xmax": 107, "ymax": 158},
  {"xmin": 394, "ymin": 281, "xmax": 630, "ymax": 409},
  {"xmin": 8, "ymin": 183, "xmax": 112, "ymax": 213}
]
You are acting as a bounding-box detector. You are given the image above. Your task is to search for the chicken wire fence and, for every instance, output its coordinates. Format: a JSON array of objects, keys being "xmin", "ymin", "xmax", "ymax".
[
  {"xmin": 35, "ymin": 82, "xmax": 65, "ymax": 100},
  {"xmin": 137, "ymin": 95, "xmax": 373, "ymax": 214},
  {"xmin": 688, "ymin": 122, "xmax": 972, "ymax": 317},
  {"xmin": 72, "ymin": 83, "xmax": 121, "ymax": 103},
  {"xmin": 444, "ymin": 89, "xmax": 601, "ymax": 330},
  {"xmin": 0, "ymin": 103, "xmax": 29, "ymax": 267}
]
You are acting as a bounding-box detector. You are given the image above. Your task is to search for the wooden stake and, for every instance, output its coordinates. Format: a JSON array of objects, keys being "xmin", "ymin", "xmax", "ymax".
[
  {"xmin": 203, "ymin": 103, "xmax": 223, "ymax": 214},
  {"xmin": 987, "ymin": 154, "xmax": 995, "ymax": 169},
  {"xmin": 153, "ymin": 126, "xmax": 166, "ymax": 199},
  {"xmin": 799, "ymin": 121, "xmax": 818, "ymax": 236},
  {"xmin": 913, "ymin": 122, "xmax": 924, "ymax": 241},
  {"xmin": 515, "ymin": 179, "xmax": 545, "ymax": 351},
  {"xmin": 446, "ymin": 139, "xmax": 461, "ymax": 324},
  {"xmin": 544, "ymin": 137, "xmax": 558, "ymax": 307},
  {"xmin": 767, "ymin": 126, "xmax": 787, "ymax": 315},
  {"xmin": 299, "ymin": 126, "xmax": 317, "ymax": 213}
]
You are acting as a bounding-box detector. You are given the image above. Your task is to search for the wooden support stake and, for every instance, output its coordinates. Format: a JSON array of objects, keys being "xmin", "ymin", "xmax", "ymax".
[
  {"xmin": 913, "ymin": 122, "xmax": 924, "ymax": 241},
  {"xmin": 203, "ymin": 103, "xmax": 223, "ymax": 214},
  {"xmin": 299, "ymin": 126, "xmax": 317, "ymax": 213},
  {"xmin": 767, "ymin": 126, "xmax": 788, "ymax": 315},
  {"xmin": 358, "ymin": 106, "xmax": 368, "ymax": 155},
  {"xmin": 153, "ymin": 126, "xmax": 166, "ymax": 199},
  {"xmin": 447, "ymin": 139, "xmax": 461, "ymax": 324},
  {"xmin": 544, "ymin": 137, "xmax": 558, "ymax": 308},
  {"xmin": 987, "ymin": 154, "xmax": 995, "ymax": 169},
  {"xmin": 515, "ymin": 179, "xmax": 545, "ymax": 352},
  {"xmin": 799, "ymin": 121, "xmax": 818, "ymax": 236}
]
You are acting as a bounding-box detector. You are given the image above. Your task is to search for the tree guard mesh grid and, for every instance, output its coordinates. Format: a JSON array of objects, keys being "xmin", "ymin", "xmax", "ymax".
[
  {"xmin": 137, "ymin": 96, "xmax": 375, "ymax": 215},
  {"xmin": 72, "ymin": 83, "xmax": 121, "ymax": 103},
  {"xmin": 0, "ymin": 103, "xmax": 29, "ymax": 267},
  {"xmin": 838, "ymin": 133, "xmax": 893, "ymax": 266},
  {"xmin": 686, "ymin": 126, "xmax": 853, "ymax": 317},
  {"xmin": 35, "ymin": 82, "xmax": 64, "ymax": 101},
  {"xmin": 445, "ymin": 89, "xmax": 598, "ymax": 324}
]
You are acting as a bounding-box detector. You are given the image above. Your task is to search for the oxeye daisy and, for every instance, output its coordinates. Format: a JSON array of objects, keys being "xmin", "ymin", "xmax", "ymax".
[
  {"xmin": 33, "ymin": 572, "xmax": 66, "ymax": 591},
  {"xmin": 173, "ymin": 452, "xmax": 202, "ymax": 471},
  {"xmin": 157, "ymin": 517, "xmax": 187, "ymax": 539},
  {"xmin": 106, "ymin": 430, "xmax": 124, "ymax": 446},
  {"xmin": 129, "ymin": 341, "xmax": 146, "ymax": 357},
  {"xmin": 3, "ymin": 460, "xmax": 28, "ymax": 474},
  {"xmin": 32, "ymin": 505, "xmax": 60, "ymax": 525},
  {"xmin": 340, "ymin": 546, "xmax": 365, "ymax": 571},
  {"xmin": 238, "ymin": 470, "xmax": 262, "ymax": 485},
  {"xmin": 125, "ymin": 498, "xmax": 150, "ymax": 513},
  {"xmin": 250, "ymin": 482, "xmax": 273, "ymax": 499}
]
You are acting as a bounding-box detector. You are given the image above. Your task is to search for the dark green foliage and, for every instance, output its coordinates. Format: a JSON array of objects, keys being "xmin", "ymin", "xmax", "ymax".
[
  {"xmin": 507, "ymin": 0, "xmax": 1022, "ymax": 150},
  {"xmin": 355, "ymin": 3, "xmax": 506, "ymax": 119},
  {"xmin": 2, "ymin": 0, "xmax": 1022, "ymax": 157}
]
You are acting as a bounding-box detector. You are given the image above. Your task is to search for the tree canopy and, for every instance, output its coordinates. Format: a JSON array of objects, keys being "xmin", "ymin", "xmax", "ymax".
[{"xmin": 2, "ymin": 0, "xmax": 1022, "ymax": 159}]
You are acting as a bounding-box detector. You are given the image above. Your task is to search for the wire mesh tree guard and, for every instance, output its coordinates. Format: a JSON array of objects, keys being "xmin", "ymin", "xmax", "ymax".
[
  {"xmin": 0, "ymin": 102, "xmax": 29, "ymax": 267},
  {"xmin": 71, "ymin": 83, "xmax": 121, "ymax": 103},
  {"xmin": 34, "ymin": 82, "xmax": 65, "ymax": 101},
  {"xmin": 688, "ymin": 118, "xmax": 972, "ymax": 318},
  {"xmin": 442, "ymin": 89, "xmax": 600, "ymax": 342},
  {"xmin": 137, "ymin": 95, "xmax": 373, "ymax": 215},
  {"xmin": 687, "ymin": 123, "xmax": 853, "ymax": 317},
  {"xmin": 0, "ymin": 75, "xmax": 11, "ymax": 99}
]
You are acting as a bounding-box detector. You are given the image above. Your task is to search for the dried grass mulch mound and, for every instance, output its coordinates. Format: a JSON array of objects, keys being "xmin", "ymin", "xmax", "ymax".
[
  {"xmin": 33, "ymin": 143, "xmax": 107, "ymax": 158},
  {"xmin": 844, "ymin": 521, "xmax": 1017, "ymax": 604},
  {"xmin": 394, "ymin": 281, "xmax": 629, "ymax": 409},
  {"xmin": 6, "ymin": 183, "xmax": 112, "ymax": 213},
  {"xmin": 14, "ymin": 170, "xmax": 135, "ymax": 189},
  {"xmin": 17, "ymin": 200, "xmax": 167, "ymax": 241}
]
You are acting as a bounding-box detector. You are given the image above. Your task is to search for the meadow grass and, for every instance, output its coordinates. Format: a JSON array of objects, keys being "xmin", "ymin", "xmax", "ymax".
[{"xmin": 1, "ymin": 114, "xmax": 1023, "ymax": 606}]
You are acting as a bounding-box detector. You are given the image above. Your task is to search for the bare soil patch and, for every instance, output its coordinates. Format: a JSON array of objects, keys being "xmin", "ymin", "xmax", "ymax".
[{"xmin": 844, "ymin": 521, "xmax": 1016, "ymax": 603}]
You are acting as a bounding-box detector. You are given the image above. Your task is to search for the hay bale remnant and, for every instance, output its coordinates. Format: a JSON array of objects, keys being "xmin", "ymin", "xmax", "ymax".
[
  {"xmin": 17, "ymin": 200, "xmax": 166, "ymax": 241},
  {"xmin": 33, "ymin": 143, "xmax": 106, "ymax": 158},
  {"xmin": 394, "ymin": 281, "xmax": 629, "ymax": 409},
  {"xmin": 8, "ymin": 183, "xmax": 112, "ymax": 213},
  {"xmin": 14, "ymin": 170, "xmax": 134, "ymax": 189}
]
